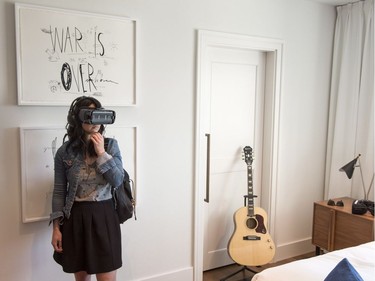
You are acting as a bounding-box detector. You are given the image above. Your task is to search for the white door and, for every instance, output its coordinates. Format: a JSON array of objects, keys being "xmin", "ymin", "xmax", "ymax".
[
  {"xmin": 202, "ymin": 46, "xmax": 266, "ymax": 271},
  {"xmin": 195, "ymin": 30, "xmax": 284, "ymax": 281}
]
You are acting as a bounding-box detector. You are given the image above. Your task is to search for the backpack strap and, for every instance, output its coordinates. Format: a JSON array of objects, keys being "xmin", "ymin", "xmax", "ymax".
[{"xmin": 104, "ymin": 137, "xmax": 109, "ymax": 151}]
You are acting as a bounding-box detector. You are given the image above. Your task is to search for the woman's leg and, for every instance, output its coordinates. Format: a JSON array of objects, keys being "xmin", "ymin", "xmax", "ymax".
[
  {"xmin": 96, "ymin": 270, "xmax": 117, "ymax": 281},
  {"xmin": 74, "ymin": 271, "xmax": 91, "ymax": 281}
]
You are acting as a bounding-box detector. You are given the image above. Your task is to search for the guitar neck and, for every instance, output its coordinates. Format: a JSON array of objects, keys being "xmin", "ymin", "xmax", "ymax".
[{"xmin": 247, "ymin": 163, "xmax": 255, "ymax": 217}]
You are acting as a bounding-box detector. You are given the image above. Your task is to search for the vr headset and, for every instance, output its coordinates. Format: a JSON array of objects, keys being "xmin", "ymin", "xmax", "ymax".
[{"xmin": 78, "ymin": 108, "xmax": 116, "ymax": 125}]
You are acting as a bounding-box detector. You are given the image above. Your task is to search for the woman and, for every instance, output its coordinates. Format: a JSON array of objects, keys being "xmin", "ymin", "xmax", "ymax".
[{"xmin": 50, "ymin": 96, "xmax": 124, "ymax": 281}]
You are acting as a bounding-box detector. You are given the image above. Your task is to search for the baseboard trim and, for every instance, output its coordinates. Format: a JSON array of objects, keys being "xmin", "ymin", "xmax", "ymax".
[
  {"xmin": 135, "ymin": 266, "xmax": 193, "ymax": 281},
  {"xmin": 273, "ymin": 238, "xmax": 315, "ymax": 262}
]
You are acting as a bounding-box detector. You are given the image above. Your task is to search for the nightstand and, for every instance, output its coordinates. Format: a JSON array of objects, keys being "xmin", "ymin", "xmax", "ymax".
[{"xmin": 312, "ymin": 197, "xmax": 374, "ymax": 255}]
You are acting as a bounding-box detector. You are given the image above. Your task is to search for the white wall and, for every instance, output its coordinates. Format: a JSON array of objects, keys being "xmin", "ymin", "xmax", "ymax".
[{"xmin": 0, "ymin": 0, "xmax": 335, "ymax": 280}]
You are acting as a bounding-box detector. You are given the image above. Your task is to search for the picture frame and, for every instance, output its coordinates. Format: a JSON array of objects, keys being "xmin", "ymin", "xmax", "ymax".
[
  {"xmin": 20, "ymin": 126, "xmax": 137, "ymax": 223},
  {"xmin": 15, "ymin": 3, "xmax": 136, "ymax": 106},
  {"xmin": 20, "ymin": 127, "xmax": 66, "ymax": 223}
]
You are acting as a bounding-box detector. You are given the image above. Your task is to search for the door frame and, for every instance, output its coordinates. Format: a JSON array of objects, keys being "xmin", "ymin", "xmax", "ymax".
[{"xmin": 194, "ymin": 30, "xmax": 284, "ymax": 281}]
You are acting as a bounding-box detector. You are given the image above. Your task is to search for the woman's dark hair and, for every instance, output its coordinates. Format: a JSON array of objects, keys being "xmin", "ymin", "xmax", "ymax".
[{"xmin": 64, "ymin": 96, "xmax": 105, "ymax": 157}]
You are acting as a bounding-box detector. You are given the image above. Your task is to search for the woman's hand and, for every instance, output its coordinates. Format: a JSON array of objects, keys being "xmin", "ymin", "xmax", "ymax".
[
  {"xmin": 91, "ymin": 132, "xmax": 105, "ymax": 156},
  {"xmin": 52, "ymin": 223, "xmax": 63, "ymax": 252}
]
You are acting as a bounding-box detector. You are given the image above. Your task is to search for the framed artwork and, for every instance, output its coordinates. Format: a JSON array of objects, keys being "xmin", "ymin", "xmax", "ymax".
[
  {"xmin": 15, "ymin": 3, "xmax": 136, "ymax": 106},
  {"xmin": 20, "ymin": 127, "xmax": 66, "ymax": 223},
  {"xmin": 20, "ymin": 126, "xmax": 137, "ymax": 223}
]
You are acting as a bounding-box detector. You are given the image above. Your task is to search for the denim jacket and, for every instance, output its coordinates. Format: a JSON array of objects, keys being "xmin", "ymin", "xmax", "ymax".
[{"xmin": 49, "ymin": 138, "xmax": 124, "ymax": 224}]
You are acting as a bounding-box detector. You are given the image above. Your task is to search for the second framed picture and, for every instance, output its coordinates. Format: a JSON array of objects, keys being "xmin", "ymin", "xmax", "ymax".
[{"xmin": 20, "ymin": 126, "xmax": 137, "ymax": 223}]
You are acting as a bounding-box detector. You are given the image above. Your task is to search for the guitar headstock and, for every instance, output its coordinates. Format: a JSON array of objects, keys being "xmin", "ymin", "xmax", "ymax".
[{"xmin": 243, "ymin": 146, "xmax": 253, "ymax": 165}]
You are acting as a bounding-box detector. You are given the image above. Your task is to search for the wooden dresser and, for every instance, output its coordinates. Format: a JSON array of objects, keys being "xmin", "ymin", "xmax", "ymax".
[{"xmin": 312, "ymin": 197, "xmax": 374, "ymax": 255}]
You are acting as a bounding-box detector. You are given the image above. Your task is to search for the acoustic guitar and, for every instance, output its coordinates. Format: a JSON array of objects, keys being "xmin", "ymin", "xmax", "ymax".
[{"xmin": 228, "ymin": 146, "xmax": 275, "ymax": 266}]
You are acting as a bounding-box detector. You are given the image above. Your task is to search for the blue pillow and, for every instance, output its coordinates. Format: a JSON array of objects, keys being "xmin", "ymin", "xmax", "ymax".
[{"xmin": 324, "ymin": 258, "xmax": 364, "ymax": 281}]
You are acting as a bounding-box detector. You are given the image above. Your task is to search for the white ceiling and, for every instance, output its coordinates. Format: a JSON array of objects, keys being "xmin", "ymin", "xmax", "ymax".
[{"xmin": 308, "ymin": 0, "xmax": 357, "ymax": 6}]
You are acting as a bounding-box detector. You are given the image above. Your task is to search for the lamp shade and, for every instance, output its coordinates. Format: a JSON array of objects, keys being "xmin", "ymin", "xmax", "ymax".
[{"xmin": 339, "ymin": 155, "xmax": 360, "ymax": 179}]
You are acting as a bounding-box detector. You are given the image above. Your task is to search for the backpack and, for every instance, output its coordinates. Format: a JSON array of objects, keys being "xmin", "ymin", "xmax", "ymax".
[
  {"xmin": 113, "ymin": 169, "xmax": 136, "ymax": 223},
  {"xmin": 104, "ymin": 138, "xmax": 136, "ymax": 223}
]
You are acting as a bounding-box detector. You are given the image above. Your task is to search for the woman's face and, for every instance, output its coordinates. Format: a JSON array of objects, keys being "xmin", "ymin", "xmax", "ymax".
[{"xmin": 81, "ymin": 104, "xmax": 101, "ymax": 135}]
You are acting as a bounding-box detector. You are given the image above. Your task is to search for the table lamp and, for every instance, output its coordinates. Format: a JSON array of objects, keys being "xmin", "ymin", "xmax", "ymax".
[{"xmin": 339, "ymin": 154, "xmax": 374, "ymax": 200}]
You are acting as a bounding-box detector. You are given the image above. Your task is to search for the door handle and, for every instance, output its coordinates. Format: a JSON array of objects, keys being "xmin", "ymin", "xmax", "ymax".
[{"xmin": 205, "ymin": 133, "xmax": 210, "ymax": 203}]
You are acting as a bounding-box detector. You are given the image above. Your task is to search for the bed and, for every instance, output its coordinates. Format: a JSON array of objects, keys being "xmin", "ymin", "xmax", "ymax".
[{"xmin": 252, "ymin": 241, "xmax": 375, "ymax": 281}]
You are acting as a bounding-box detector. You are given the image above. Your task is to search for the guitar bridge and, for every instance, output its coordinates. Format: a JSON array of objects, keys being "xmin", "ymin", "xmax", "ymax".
[{"xmin": 243, "ymin": 235, "xmax": 261, "ymax": 241}]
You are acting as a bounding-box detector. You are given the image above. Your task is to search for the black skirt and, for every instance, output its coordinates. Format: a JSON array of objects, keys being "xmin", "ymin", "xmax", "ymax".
[{"xmin": 53, "ymin": 199, "xmax": 122, "ymax": 274}]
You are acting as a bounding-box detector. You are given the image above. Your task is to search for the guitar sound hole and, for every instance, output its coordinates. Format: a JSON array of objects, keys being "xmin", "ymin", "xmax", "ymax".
[{"xmin": 246, "ymin": 217, "xmax": 257, "ymax": 229}]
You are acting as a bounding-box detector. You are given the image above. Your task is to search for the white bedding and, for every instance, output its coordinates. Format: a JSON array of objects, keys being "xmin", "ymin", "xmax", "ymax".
[{"xmin": 252, "ymin": 241, "xmax": 375, "ymax": 281}]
